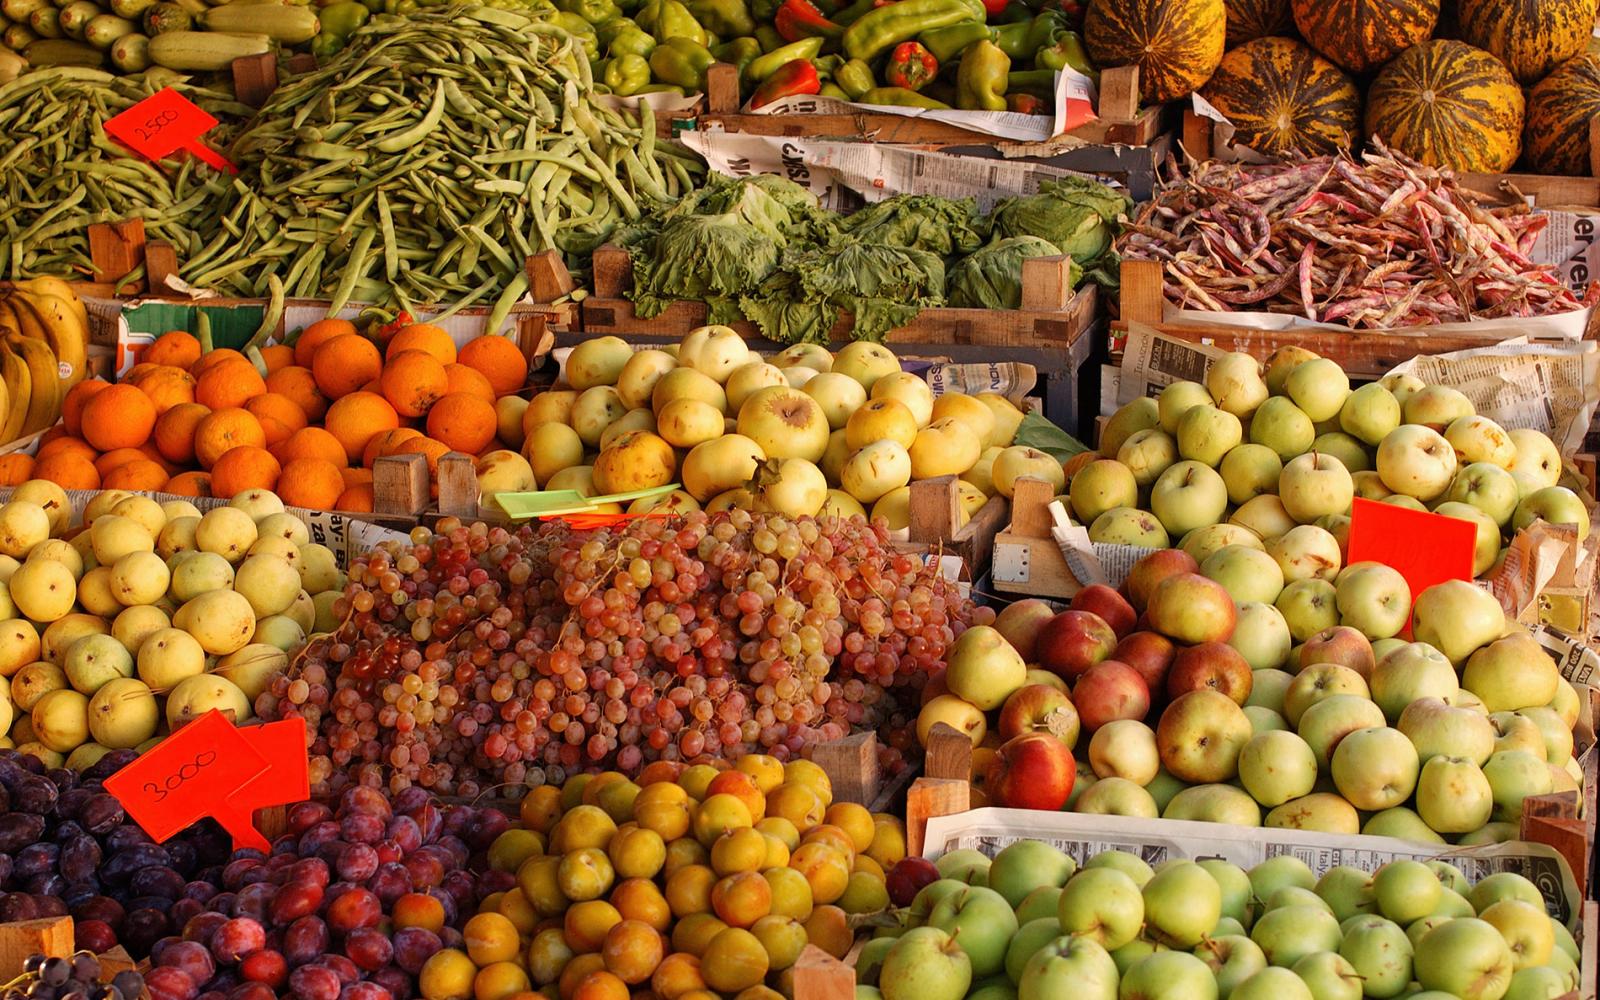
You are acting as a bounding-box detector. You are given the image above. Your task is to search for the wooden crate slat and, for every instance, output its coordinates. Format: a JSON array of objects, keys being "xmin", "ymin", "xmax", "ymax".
[{"xmin": 0, "ymin": 917, "xmax": 73, "ymax": 979}]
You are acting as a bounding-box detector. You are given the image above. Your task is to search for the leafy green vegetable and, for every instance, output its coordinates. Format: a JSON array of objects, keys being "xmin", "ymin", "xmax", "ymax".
[
  {"xmin": 1012, "ymin": 411, "xmax": 1090, "ymax": 462},
  {"xmin": 989, "ymin": 176, "xmax": 1131, "ymax": 264},
  {"xmin": 947, "ymin": 236, "xmax": 1073, "ymax": 309},
  {"xmin": 630, "ymin": 212, "xmax": 779, "ymax": 319},
  {"xmin": 839, "ymin": 195, "xmax": 987, "ymax": 255}
]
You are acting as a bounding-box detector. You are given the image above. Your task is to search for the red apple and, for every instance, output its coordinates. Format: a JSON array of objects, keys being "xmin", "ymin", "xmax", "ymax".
[
  {"xmin": 1125, "ymin": 549, "xmax": 1200, "ymax": 611},
  {"xmin": 886, "ymin": 857, "xmax": 940, "ymax": 907},
  {"xmin": 1166, "ymin": 642, "xmax": 1254, "ymax": 704},
  {"xmin": 998, "ymin": 684, "xmax": 1081, "ymax": 744},
  {"xmin": 1070, "ymin": 584, "xmax": 1137, "ymax": 638},
  {"xmin": 1113, "ymin": 631, "xmax": 1176, "ymax": 693},
  {"xmin": 994, "ymin": 599, "xmax": 1058, "ymax": 662},
  {"xmin": 987, "ymin": 733, "xmax": 1076, "ymax": 811},
  {"xmin": 1146, "ymin": 573, "xmax": 1236, "ymax": 645},
  {"xmin": 1072, "ymin": 660, "xmax": 1150, "ymax": 730},
  {"xmin": 1299, "ymin": 626, "xmax": 1376, "ymax": 679},
  {"xmin": 1036, "ymin": 610, "xmax": 1117, "ymax": 679}
]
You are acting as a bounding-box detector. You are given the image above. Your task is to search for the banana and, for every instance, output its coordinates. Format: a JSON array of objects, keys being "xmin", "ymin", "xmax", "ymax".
[
  {"xmin": 2, "ymin": 293, "xmax": 46, "ymax": 343},
  {"xmin": 9, "ymin": 277, "xmax": 87, "ymax": 331},
  {"xmin": 11, "ymin": 290, "xmax": 87, "ymax": 392},
  {"xmin": 0, "ymin": 340, "xmax": 32, "ymax": 445},
  {"xmin": 0, "ymin": 299, "xmax": 24, "ymax": 340},
  {"xmin": 6, "ymin": 334, "xmax": 58, "ymax": 435}
]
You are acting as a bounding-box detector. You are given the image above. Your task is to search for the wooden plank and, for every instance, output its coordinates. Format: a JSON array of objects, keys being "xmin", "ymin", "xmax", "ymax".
[
  {"xmin": 952, "ymin": 493, "xmax": 1009, "ymax": 575},
  {"xmin": 592, "ymin": 244, "xmax": 631, "ymax": 299},
  {"xmin": 1020, "ymin": 256, "xmax": 1075, "ymax": 312},
  {"xmin": 373, "ymin": 453, "xmax": 430, "ymax": 515},
  {"xmin": 0, "ymin": 916, "xmax": 73, "ymax": 979},
  {"xmin": 526, "ymin": 250, "xmax": 576, "ymax": 305},
  {"xmin": 1120, "ymin": 259, "xmax": 1166, "ymax": 325},
  {"xmin": 1009, "ymin": 476, "xmax": 1058, "ymax": 539},
  {"xmin": 812, "ymin": 731, "xmax": 881, "ymax": 806},
  {"xmin": 144, "ymin": 241, "xmax": 178, "ymax": 294},
  {"xmin": 95, "ymin": 947, "xmax": 138, "ymax": 980},
  {"xmin": 231, "ymin": 52, "xmax": 278, "ymax": 108},
  {"xmin": 1098, "ymin": 64, "xmax": 1139, "ymax": 124},
  {"xmin": 1579, "ymin": 901, "xmax": 1597, "ymax": 1000},
  {"xmin": 435, "ymin": 452, "xmax": 478, "ymax": 518},
  {"xmin": 906, "ymin": 777, "xmax": 970, "ymax": 856},
  {"xmin": 1182, "ymin": 111, "xmax": 1215, "ymax": 161},
  {"xmin": 705, "ymin": 61, "xmax": 740, "ymax": 114},
  {"xmin": 88, "ymin": 219, "xmax": 145, "ymax": 285},
  {"xmin": 923, "ymin": 722, "xmax": 973, "ymax": 782},
  {"xmin": 255, "ymin": 804, "xmax": 289, "ymax": 841},
  {"xmin": 908, "ymin": 476, "xmax": 962, "ymax": 548},
  {"xmin": 791, "ymin": 945, "xmax": 855, "ymax": 1000},
  {"xmin": 1521, "ymin": 789, "xmax": 1589, "ymax": 900}
]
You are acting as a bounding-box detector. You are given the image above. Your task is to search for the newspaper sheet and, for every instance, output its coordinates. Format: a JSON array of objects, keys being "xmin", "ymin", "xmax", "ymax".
[
  {"xmin": 921, "ymin": 807, "xmax": 1585, "ymax": 925},
  {"xmin": 678, "ymin": 132, "xmax": 1109, "ymax": 212},
  {"xmin": 1113, "ymin": 320, "xmax": 1223, "ymax": 404},
  {"xmin": 1538, "ymin": 622, "xmax": 1600, "ymax": 689}
]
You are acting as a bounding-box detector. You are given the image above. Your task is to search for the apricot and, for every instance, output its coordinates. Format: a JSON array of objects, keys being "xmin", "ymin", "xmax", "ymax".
[
  {"xmin": 608, "ymin": 823, "xmax": 666, "ymax": 880},
  {"xmin": 735, "ymin": 754, "xmax": 785, "ymax": 794},
  {"xmin": 679, "ymin": 992, "xmax": 720, "ymax": 1000},
  {"xmin": 866, "ymin": 817, "xmax": 907, "ymax": 868},
  {"xmin": 561, "ymin": 774, "xmax": 595, "ymax": 813},
  {"xmin": 800, "ymin": 825, "xmax": 857, "ymax": 863},
  {"xmin": 634, "ymin": 783, "xmax": 693, "ymax": 842},
  {"xmin": 802, "ymin": 905, "xmax": 851, "ymax": 958},
  {"xmin": 569, "ymin": 970, "xmax": 627, "ymax": 1000},
  {"xmin": 420, "ymin": 949, "xmax": 478, "ymax": 1000},
  {"xmin": 595, "ymin": 780, "xmax": 641, "ymax": 824},
  {"xmin": 764, "ymin": 783, "xmax": 825, "ymax": 832},
  {"xmin": 517, "ymin": 855, "xmax": 567, "ymax": 917},
  {"xmin": 651, "ymin": 953, "xmax": 705, "ymax": 1000},
  {"xmin": 551, "ymin": 805, "xmax": 617, "ymax": 853},
  {"xmin": 700, "ymin": 928, "xmax": 769, "ymax": 993},
  {"xmin": 557, "ymin": 848, "xmax": 615, "ymax": 902},
  {"xmin": 394, "ymin": 892, "xmax": 447, "ymax": 932},
  {"xmin": 710, "ymin": 828, "xmax": 769, "ymax": 876},
  {"xmin": 638, "ymin": 760, "xmax": 683, "ymax": 786},
  {"xmin": 852, "ymin": 856, "xmax": 885, "ymax": 880},
  {"xmin": 665, "ymin": 864, "xmax": 717, "ymax": 919},
  {"xmin": 489, "ymin": 829, "xmax": 546, "ymax": 872},
  {"xmin": 521, "ymin": 786, "xmax": 563, "ymax": 833},
  {"xmin": 755, "ymin": 817, "xmax": 801, "ymax": 852},
  {"xmin": 711, "ymin": 871, "xmax": 772, "ymax": 928},
  {"xmin": 474, "ymin": 962, "xmax": 532, "ymax": 1000},
  {"xmin": 823, "ymin": 803, "xmax": 875, "ymax": 852},
  {"xmin": 737, "ymin": 986, "xmax": 785, "ymax": 1000},
  {"xmin": 465, "ymin": 912, "xmax": 521, "ymax": 965},
  {"xmin": 527, "ymin": 928, "xmax": 574, "ymax": 985},
  {"xmin": 693, "ymin": 794, "xmax": 753, "ymax": 847},
  {"xmin": 678, "ymin": 764, "xmax": 719, "ymax": 801},
  {"xmin": 836, "ymin": 871, "xmax": 889, "ymax": 914},
  {"xmin": 789, "ymin": 843, "xmax": 850, "ymax": 904},
  {"xmin": 663, "ymin": 838, "xmax": 709, "ymax": 877},
  {"xmin": 761, "ymin": 834, "xmax": 792, "ymax": 870},
  {"xmin": 750, "ymin": 915, "xmax": 807, "ymax": 970},
  {"xmin": 705, "ymin": 771, "xmax": 766, "ymax": 822},
  {"xmin": 562, "ymin": 900, "xmax": 621, "ymax": 955},
  {"xmin": 480, "ymin": 892, "xmax": 506, "ymax": 914},
  {"xmin": 763, "ymin": 866, "xmax": 814, "ymax": 921},
  {"xmin": 557, "ymin": 954, "xmax": 606, "ymax": 1000},
  {"xmin": 600, "ymin": 919, "xmax": 664, "ymax": 984},
  {"xmin": 782, "ymin": 760, "xmax": 833, "ymax": 802},
  {"xmin": 610, "ymin": 878, "xmax": 671, "ymax": 932},
  {"xmin": 670, "ymin": 913, "xmax": 729, "ymax": 958},
  {"xmin": 497, "ymin": 887, "xmax": 539, "ymax": 935}
]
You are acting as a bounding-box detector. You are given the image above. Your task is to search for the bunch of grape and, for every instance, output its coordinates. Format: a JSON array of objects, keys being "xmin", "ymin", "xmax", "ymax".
[
  {"xmin": 259, "ymin": 510, "xmax": 992, "ymax": 798},
  {"xmin": 3, "ymin": 953, "xmax": 143, "ymax": 1000},
  {"xmin": 0, "ymin": 748, "xmax": 239, "ymax": 959},
  {"xmin": 141, "ymin": 786, "xmax": 506, "ymax": 1000}
]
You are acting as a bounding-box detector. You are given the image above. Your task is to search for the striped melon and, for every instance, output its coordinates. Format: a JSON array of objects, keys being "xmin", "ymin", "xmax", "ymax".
[
  {"xmin": 1365, "ymin": 39, "xmax": 1524, "ymax": 172},
  {"xmin": 1456, "ymin": 0, "xmax": 1597, "ymax": 84},
  {"xmin": 1224, "ymin": 0, "xmax": 1294, "ymax": 46},
  {"xmin": 1525, "ymin": 53, "xmax": 1600, "ymax": 175},
  {"xmin": 1290, "ymin": 0, "xmax": 1440, "ymax": 73},
  {"xmin": 1084, "ymin": 0, "xmax": 1226, "ymax": 103},
  {"xmin": 1200, "ymin": 37, "xmax": 1362, "ymax": 156}
]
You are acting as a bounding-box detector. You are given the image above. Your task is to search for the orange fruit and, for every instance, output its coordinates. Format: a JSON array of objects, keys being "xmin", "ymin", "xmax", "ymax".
[
  {"xmin": 196, "ymin": 358, "xmax": 267, "ymax": 411},
  {"xmin": 394, "ymin": 436, "xmax": 449, "ymax": 482},
  {"xmin": 426, "ymin": 393, "xmax": 497, "ymax": 454},
  {"xmin": 95, "ymin": 448, "xmax": 149, "ymax": 478},
  {"xmin": 295, "ymin": 319, "xmax": 358, "ymax": 368},
  {"xmin": 137, "ymin": 442, "xmax": 180, "ymax": 474},
  {"xmin": 264, "ymin": 366, "xmax": 329, "ymax": 423},
  {"xmin": 210, "ymin": 445, "xmax": 280, "ymax": 496},
  {"xmin": 336, "ymin": 483, "xmax": 374, "ymax": 512},
  {"xmin": 191, "ymin": 348, "xmax": 249, "ymax": 376},
  {"xmin": 277, "ymin": 427, "xmax": 349, "ymax": 468},
  {"xmin": 380, "ymin": 349, "xmax": 449, "ymax": 418},
  {"xmin": 325, "ymin": 391, "xmax": 400, "ymax": 465},
  {"xmin": 245, "ymin": 393, "xmax": 309, "ymax": 447},
  {"xmin": 34, "ymin": 452, "xmax": 100, "ymax": 491},
  {"xmin": 313, "ymin": 334, "xmax": 383, "ymax": 400},
  {"xmin": 445, "ymin": 364, "xmax": 496, "ymax": 404},
  {"xmin": 362, "ymin": 427, "xmax": 422, "ymax": 468},
  {"xmin": 0, "ymin": 455, "xmax": 35, "ymax": 486},
  {"xmin": 341, "ymin": 466, "xmax": 374, "ymax": 489},
  {"xmin": 259, "ymin": 344, "xmax": 295, "ymax": 373},
  {"xmin": 153, "ymin": 403, "xmax": 211, "ymax": 466},
  {"xmin": 36, "ymin": 426, "xmax": 67, "ymax": 447},
  {"xmin": 458, "ymin": 336, "xmax": 526, "ymax": 397},
  {"xmin": 277, "ymin": 458, "xmax": 345, "ymax": 509},
  {"xmin": 386, "ymin": 324, "xmax": 457, "ymax": 366},
  {"xmin": 36, "ymin": 436, "xmax": 96, "ymax": 465},
  {"xmin": 62, "ymin": 380, "xmax": 111, "ymax": 438},
  {"xmin": 195, "ymin": 408, "xmax": 266, "ymax": 469},
  {"xmin": 359, "ymin": 379, "xmax": 382, "ymax": 396},
  {"xmin": 81, "ymin": 384, "xmax": 156, "ymax": 451},
  {"xmin": 165, "ymin": 471, "xmax": 212, "ymax": 497},
  {"xmin": 133, "ymin": 366, "xmax": 197, "ymax": 414},
  {"xmin": 102, "ymin": 460, "xmax": 169, "ymax": 492},
  {"xmin": 144, "ymin": 331, "xmax": 202, "ymax": 369}
]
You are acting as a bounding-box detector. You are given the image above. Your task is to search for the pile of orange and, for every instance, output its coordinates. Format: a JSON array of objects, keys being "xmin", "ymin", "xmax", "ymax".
[{"xmin": 8, "ymin": 320, "xmax": 530, "ymax": 511}]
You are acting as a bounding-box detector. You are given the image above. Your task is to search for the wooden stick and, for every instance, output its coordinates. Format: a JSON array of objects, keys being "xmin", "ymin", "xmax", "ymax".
[
  {"xmin": 811, "ymin": 731, "xmax": 881, "ymax": 806},
  {"xmin": 908, "ymin": 476, "xmax": 961, "ymax": 546},
  {"xmin": 435, "ymin": 452, "xmax": 479, "ymax": 518},
  {"xmin": 1009, "ymin": 476, "xmax": 1058, "ymax": 539},
  {"xmin": 525, "ymin": 250, "xmax": 576, "ymax": 305},
  {"xmin": 922, "ymin": 722, "xmax": 972, "ymax": 782},
  {"xmin": 232, "ymin": 52, "xmax": 279, "ymax": 109},
  {"xmin": 591, "ymin": 245, "xmax": 632, "ymax": 299},
  {"xmin": 0, "ymin": 916, "xmax": 73, "ymax": 979},
  {"xmin": 88, "ymin": 218, "xmax": 145, "ymax": 285},
  {"xmin": 1020, "ymin": 256, "xmax": 1075, "ymax": 312},
  {"xmin": 1098, "ymin": 65, "xmax": 1140, "ymax": 124},
  {"xmin": 705, "ymin": 62, "xmax": 741, "ymax": 114},
  {"xmin": 906, "ymin": 778, "xmax": 970, "ymax": 857},
  {"xmin": 1120, "ymin": 259, "xmax": 1165, "ymax": 325},
  {"xmin": 373, "ymin": 454, "xmax": 430, "ymax": 515},
  {"xmin": 144, "ymin": 240, "xmax": 178, "ymax": 295}
]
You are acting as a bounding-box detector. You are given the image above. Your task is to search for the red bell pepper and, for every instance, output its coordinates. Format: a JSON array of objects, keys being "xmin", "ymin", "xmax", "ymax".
[
  {"xmin": 980, "ymin": 0, "xmax": 1006, "ymax": 16},
  {"xmin": 749, "ymin": 58, "xmax": 822, "ymax": 108},
  {"xmin": 885, "ymin": 40, "xmax": 937, "ymax": 91},
  {"xmin": 1007, "ymin": 92, "xmax": 1046, "ymax": 114},
  {"xmin": 775, "ymin": 0, "xmax": 843, "ymax": 40}
]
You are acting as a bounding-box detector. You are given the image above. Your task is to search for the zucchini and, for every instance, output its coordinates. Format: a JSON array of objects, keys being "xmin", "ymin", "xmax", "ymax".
[
  {"xmin": 57, "ymin": 0, "xmax": 99, "ymax": 38},
  {"xmin": 141, "ymin": 1, "xmax": 186, "ymax": 31},
  {"xmin": 146, "ymin": 27, "xmax": 266, "ymax": 67},
  {"xmin": 108, "ymin": 0, "xmax": 154, "ymax": 18},
  {"xmin": 84, "ymin": 11, "xmax": 132, "ymax": 44},
  {"xmin": 0, "ymin": 0, "xmax": 46, "ymax": 23},
  {"xmin": 27, "ymin": 6, "xmax": 60, "ymax": 36},
  {"xmin": 2, "ymin": 22, "xmax": 38, "ymax": 46},
  {"xmin": 199, "ymin": 2, "xmax": 314, "ymax": 41},
  {"xmin": 0, "ymin": 49, "xmax": 24, "ymax": 81},
  {"xmin": 107, "ymin": 24, "xmax": 144, "ymax": 64},
  {"xmin": 23, "ymin": 36, "xmax": 102, "ymax": 62}
]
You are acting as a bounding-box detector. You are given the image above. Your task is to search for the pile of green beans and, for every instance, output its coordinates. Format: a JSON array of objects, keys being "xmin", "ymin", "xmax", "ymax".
[
  {"xmin": 181, "ymin": 6, "xmax": 704, "ymax": 322},
  {"xmin": 0, "ymin": 67, "xmax": 249, "ymax": 284}
]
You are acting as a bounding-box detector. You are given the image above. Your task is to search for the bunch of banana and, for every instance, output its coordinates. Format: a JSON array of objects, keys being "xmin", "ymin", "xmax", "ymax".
[{"xmin": 0, "ymin": 277, "xmax": 89, "ymax": 443}]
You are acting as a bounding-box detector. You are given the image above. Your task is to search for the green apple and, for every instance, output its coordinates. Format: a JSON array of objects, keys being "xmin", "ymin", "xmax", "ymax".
[
  {"xmin": 1202, "ymin": 545, "xmax": 1285, "ymax": 606},
  {"xmin": 1314, "ymin": 867, "xmax": 1375, "ymax": 923},
  {"xmin": 1445, "ymin": 415, "xmax": 1516, "ymax": 467},
  {"xmin": 1249, "ymin": 855, "xmax": 1315, "ymax": 905},
  {"xmin": 1251, "ymin": 905, "xmax": 1339, "ymax": 967},
  {"xmin": 1284, "ymin": 358, "xmax": 1350, "ymax": 422},
  {"xmin": 1373, "ymin": 643, "xmax": 1460, "ymax": 722},
  {"xmin": 1460, "ymin": 822, "xmax": 1520, "ymax": 845},
  {"xmin": 1310, "ymin": 432, "xmax": 1369, "ymax": 473},
  {"xmin": 1339, "ymin": 916, "xmax": 1414, "ymax": 997},
  {"xmin": 1514, "ymin": 705, "xmax": 1573, "ymax": 764},
  {"xmin": 1089, "ymin": 507, "xmax": 1172, "ymax": 548},
  {"xmin": 1158, "ymin": 381, "xmax": 1214, "ymax": 435},
  {"xmin": 1231, "ymin": 494, "xmax": 1298, "ymax": 541},
  {"xmin": 1141, "ymin": 861, "xmax": 1221, "ymax": 948},
  {"xmin": 1178, "ymin": 405, "xmax": 1243, "ymax": 467},
  {"xmin": 1501, "ymin": 966, "xmax": 1571, "ymax": 1000},
  {"xmin": 1230, "ymin": 605, "xmax": 1292, "ymax": 671},
  {"xmin": 1194, "ymin": 935, "xmax": 1266, "ymax": 999},
  {"xmin": 1143, "ymin": 769, "xmax": 1185, "ymax": 813},
  {"xmin": 1332, "ymin": 561, "xmax": 1411, "ymax": 640},
  {"xmin": 1339, "ymin": 383, "xmax": 1401, "ymax": 445},
  {"xmin": 1197, "ymin": 860, "xmax": 1253, "ymax": 929},
  {"xmin": 1118, "ymin": 429, "xmax": 1179, "ymax": 488},
  {"xmin": 1490, "ymin": 712, "xmax": 1547, "ymax": 758},
  {"xmin": 1263, "ymin": 793, "xmax": 1359, "ymax": 835},
  {"xmin": 935, "ymin": 850, "xmax": 991, "ymax": 884},
  {"xmin": 1514, "ymin": 485, "xmax": 1590, "ymax": 540},
  {"xmin": 1263, "ymin": 346, "xmax": 1321, "ymax": 396},
  {"xmin": 1250, "ymin": 397, "xmax": 1315, "ymax": 461},
  {"xmin": 1083, "ymin": 849, "xmax": 1153, "ymax": 887},
  {"xmin": 1372, "ymin": 860, "xmax": 1440, "ymax": 925},
  {"xmin": 1478, "ymin": 899, "xmax": 1554, "ymax": 971},
  {"xmin": 1412, "ymin": 579, "xmax": 1506, "ymax": 665},
  {"xmin": 1275, "ymin": 579, "xmax": 1339, "ymax": 642},
  {"xmin": 1297, "ymin": 694, "xmax": 1385, "ymax": 769},
  {"xmin": 1004, "ymin": 919, "xmax": 1063, "ymax": 987},
  {"xmin": 1351, "ymin": 470, "xmax": 1393, "ymax": 500},
  {"xmin": 1283, "ymin": 663, "xmax": 1368, "ymax": 728},
  {"xmin": 1075, "ymin": 777, "xmax": 1158, "ymax": 818},
  {"xmin": 1151, "ymin": 461, "xmax": 1229, "ymax": 537},
  {"xmin": 1069, "ymin": 460, "xmax": 1138, "ymax": 525},
  {"xmin": 1280, "ymin": 452, "xmax": 1354, "ymax": 523},
  {"xmin": 1362, "ymin": 806, "xmax": 1447, "ymax": 844},
  {"xmin": 927, "ymin": 886, "xmax": 1017, "ymax": 978},
  {"xmin": 1238, "ymin": 730, "xmax": 1316, "ymax": 806},
  {"xmin": 1506, "ymin": 428, "xmax": 1561, "ymax": 490},
  {"xmin": 1017, "ymin": 935, "xmax": 1117, "ymax": 1000},
  {"xmin": 987, "ymin": 840, "xmax": 1076, "ymax": 909},
  {"xmin": 1331, "ymin": 726, "xmax": 1418, "ymax": 810},
  {"xmin": 1162, "ymin": 784, "xmax": 1262, "ymax": 826},
  {"xmin": 1207, "ymin": 353, "xmax": 1269, "ymax": 418},
  {"xmin": 1292, "ymin": 952, "xmax": 1362, "ymax": 1000},
  {"xmin": 1057, "ymin": 868, "xmax": 1144, "ymax": 950},
  {"xmin": 1463, "ymin": 633, "xmax": 1559, "ymax": 713},
  {"xmin": 1468, "ymin": 872, "xmax": 1544, "ymax": 913},
  {"xmin": 1414, "ymin": 918, "xmax": 1514, "ymax": 1000},
  {"xmin": 1266, "ymin": 525, "xmax": 1342, "ymax": 583},
  {"xmin": 1181, "ymin": 523, "xmax": 1264, "ymax": 564},
  {"xmin": 879, "ymin": 927, "xmax": 972, "ymax": 1000},
  {"xmin": 1483, "ymin": 750, "xmax": 1552, "ymax": 822},
  {"xmin": 1433, "ymin": 500, "xmax": 1504, "ymax": 575},
  {"xmin": 1398, "ymin": 696, "xmax": 1493, "ymax": 764},
  {"xmin": 1100, "ymin": 397, "xmax": 1159, "ymax": 458},
  {"xmin": 1245, "ymin": 668, "xmax": 1294, "ymax": 712},
  {"xmin": 943, "ymin": 625, "xmax": 1026, "ymax": 711},
  {"xmin": 1231, "ymin": 967, "xmax": 1314, "ymax": 1000},
  {"xmin": 1403, "ymin": 385, "xmax": 1475, "ymax": 431},
  {"xmin": 1416, "ymin": 754, "xmax": 1494, "ymax": 834},
  {"xmin": 1376, "ymin": 424, "xmax": 1458, "ymax": 502},
  {"xmin": 967, "ymin": 981, "xmax": 1015, "ymax": 1000},
  {"xmin": 1245, "ymin": 706, "xmax": 1287, "ymax": 734},
  {"xmin": 1377, "ymin": 372, "xmax": 1424, "ymax": 409},
  {"xmin": 1013, "ymin": 886, "xmax": 1062, "ymax": 927},
  {"xmin": 1119, "ymin": 951, "xmax": 1219, "ymax": 1000},
  {"xmin": 1219, "ymin": 444, "xmax": 1283, "ymax": 505},
  {"xmin": 1110, "ymin": 938, "xmax": 1167, "ymax": 977},
  {"xmin": 1444, "ymin": 462, "xmax": 1520, "ymax": 526}
]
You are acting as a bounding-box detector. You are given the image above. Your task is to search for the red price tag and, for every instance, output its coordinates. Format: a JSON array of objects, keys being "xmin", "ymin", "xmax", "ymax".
[
  {"xmin": 104, "ymin": 710, "xmax": 271, "ymax": 852},
  {"xmin": 1346, "ymin": 497, "xmax": 1478, "ymax": 630},
  {"xmin": 104, "ymin": 88, "xmax": 235, "ymax": 173},
  {"xmin": 226, "ymin": 717, "xmax": 310, "ymax": 821}
]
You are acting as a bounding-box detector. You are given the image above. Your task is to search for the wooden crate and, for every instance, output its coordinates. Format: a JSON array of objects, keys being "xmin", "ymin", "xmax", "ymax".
[
  {"xmin": 896, "ymin": 475, "xmax": 1009, "ymax": 579},
  {"xmin": 989, "ymin": 476, "xmax": 1080, "ymax": 600},
  {"xmin": 581, "ymin": 245, "xmax": 1096, "ymax": 349}
]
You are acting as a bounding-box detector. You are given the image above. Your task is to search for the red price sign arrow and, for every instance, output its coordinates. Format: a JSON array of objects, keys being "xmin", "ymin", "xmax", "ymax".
[
  {"xmin": 104, "ymin": 87, "xmax": 235, "ymax": 173},
  {"xmin": 226, "ymin": 718, "xmax": 310, "ymax": 824},
  {"xmin": 104, "ymin": 710, "xmax": 272, "ymax": 852},
  {"xmin": 1346, "ymin": 497, "xmax": 1479, "ymax": 632}
]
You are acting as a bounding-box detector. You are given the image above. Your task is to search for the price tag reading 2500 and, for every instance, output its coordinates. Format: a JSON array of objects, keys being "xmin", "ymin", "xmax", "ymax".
[
  {"xmin": 134, "ymin": 108, "xmax": 180, "ymax": 142},
  {"xmin": 143, "ymin": 749, "xmax": 218, "ymax": 802},
  {"xmin": 103, "ymin": 88, "xmax": 235, "ymax": 173}
]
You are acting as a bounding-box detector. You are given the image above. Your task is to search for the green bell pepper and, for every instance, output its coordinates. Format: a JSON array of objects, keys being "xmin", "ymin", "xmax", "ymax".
[
  {"xmin": 649, "ymin": 35, "xmax": 715, "ymax": 87},
  {"xmin": 609, "ymin": 23, "xmax": 657, "ymax": 56},
  {"xmin": 711, "ymin": 35, "xmax": 761, "ymax": 73},
  {"xmin": 918, "ymin": 20, "xmax": 987, "ymax": 61},
  {"xmin": 645, "ymin": 0, "xmax": 706, "ymax": 44},
  {"xmin": 604, "ymin": 51, "xmax": 651, "ymax": 93},
  {"xmin": 813, "ymin": 53, "xmax": 843, "ymax": 77},
  {"xmin": 317, "ymin": 1, "xmax": 366, "ymax": 35},
  {"xmin": 1006, "ymin": 68, "xmax": 1055, "ymax": 96},
  {"xmin": 819, "ymin": 82, "xmax": 848, "ymax": 99},
  {"xmin": 553, "ymin": 11, "xmax": 601, "ymax": 57},
  {"xmin": 687, "ymin": 0, "xmax": 753, "ymax": 37},
  {"xmin": 860, "ymin": 85, "xmax": 949, "ymax": 108},
  {"xmin": 744, "ymin": 34, "xmax": 821, "ymax": 82},
  {"xmin": 556, "ymin": 0, "xmax": 618, "ymax": 24},
  {"xmin": 956, "ymin": 38, "xmax": 1007, "ymax": 110},
  {"xmin": 755, "ymin": 23, "xmax": 783, "ymax": 49},
  {"xmin": 990, "ymin": 19, "xmax": 1032, "ymax": 59},
  {"xmin": 751, "ymin": 0, "xmax": 777, "ymax": 20},
  {"xmin": 835, "ymin": 57, "xmax": 874, "ymax": 97},
  {"xmin": 637, "ymin": 82, "xmax": 687, "ymax": 94},
  {"xmin": 1035, "ymin": 29, "xmax": 1094, "ymax": 79},
  {"xmin": 842, "ymin": 0, "xmax": 982, "ymax": 61},
  {"xmin": 1025, "ymin": 8, "xmax": 1070, "ymax": 51}
]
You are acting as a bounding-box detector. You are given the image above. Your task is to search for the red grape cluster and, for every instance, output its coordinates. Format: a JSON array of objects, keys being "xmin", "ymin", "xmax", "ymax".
[
  {"xmin": 143, "ymin": 786, "xmax": 508, "ymax": 1000},
  {"xmin": 259, "ymin": 510, "xmax": 991, "ymax": 798}
]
